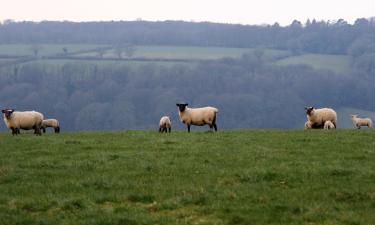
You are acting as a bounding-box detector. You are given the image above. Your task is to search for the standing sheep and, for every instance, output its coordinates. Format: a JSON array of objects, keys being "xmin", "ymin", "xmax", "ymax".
[
  {"xmin": 41, "ymin": 119, "xmax": 60, "ymax": 133},
  {"xmin": 159, "ymin": 116, "xmax": 171, "ymax": 133},
  {"xmin": 2, "ymin": 109, "xmax": 44, "ymax": 135},
  {"xmin": 324, "ymin": 121, "xmax": 335, "ymax": 129},
  {"xmin": 304, "ymin": 107, "xmax": 337, "ymax": 129},
  {"xmin": 351, "ymin": 115, "xmax": 372, "ymax": 129},
  {"xmin": 176, "ymin": 103, "xmax": 218, "ymax": 132}
]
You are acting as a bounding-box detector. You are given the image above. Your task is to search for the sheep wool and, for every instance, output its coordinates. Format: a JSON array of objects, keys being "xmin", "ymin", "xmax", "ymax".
[
  {"xmin": 351, "ymin": 115, "xmax": 372, "ymax": 129},
  {"xmin": 41, "ymin": 119, "xmax": 60, "ymax": 133},
  {"xmin": 159, "ymin": 116, "xmax": 171, "ymax": 133},
  {"xmin": 2, "ymin": 109, "xmax": 44, "ymax": 135},
  {"xmin": 305, "ymin": 107, "xmax": 337, "ymax": 129}
]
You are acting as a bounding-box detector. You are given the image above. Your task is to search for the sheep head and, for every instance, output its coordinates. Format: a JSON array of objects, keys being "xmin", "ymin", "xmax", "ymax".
[
  {"xmin": 304, "ymin": 107, "xmax": 314, "ymax": 116},
  {"xmin": 1, "ymin": 109, "xmax": 15, "ymax": 119},
  {"xmin": 176, "ymin": 103, "xmax": 188, "ymax": 112}
]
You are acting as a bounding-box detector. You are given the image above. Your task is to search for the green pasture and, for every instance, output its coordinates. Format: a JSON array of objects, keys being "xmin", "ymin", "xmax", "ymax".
[
  {"xmin": 277, "ymin": 54, "xmax": 352, "ymax": 74},
  {"xmin": 0, "ymin": 130, "xmax": 374, "ymax": 224}
]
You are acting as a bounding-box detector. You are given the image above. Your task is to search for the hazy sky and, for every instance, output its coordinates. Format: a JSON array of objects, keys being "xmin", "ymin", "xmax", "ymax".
[{"xmin": 1, "ymin": 0, "xmax": 374, "ymax": 26}]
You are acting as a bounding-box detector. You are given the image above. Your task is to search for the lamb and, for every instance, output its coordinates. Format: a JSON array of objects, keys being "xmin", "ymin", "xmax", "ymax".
[
  {"xmin": 159, "ymin": 116, "xmax": 171, "ymax": 133},
  {"xmin": 324, "ymin": 121, "xmax": 335, "ymax": 129},
  {"xmin": 176, "ymin": 103, "xmax": 218, "ymax": 132},
  {"xmin": 304, "ymin": 107, "xmax": 337, "ymax": 129},
  {"xmin": 41, "ymin": 119, "xmax": 60, "ymax": 133},
  {"xmin": 351, "ymin": 115, "xmax": 372, "ymax": 129},
  {"xmin": 2, "ymin": 109, "xmax": 44, "ymax": 135}
]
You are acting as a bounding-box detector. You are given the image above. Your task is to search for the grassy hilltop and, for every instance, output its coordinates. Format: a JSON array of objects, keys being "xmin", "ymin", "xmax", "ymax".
[{"xmin": 0, "ymin": 130, "xmax": 374, "ymax": 225}]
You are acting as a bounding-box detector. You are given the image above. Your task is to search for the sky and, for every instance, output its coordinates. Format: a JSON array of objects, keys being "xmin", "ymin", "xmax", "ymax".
[{"xmin": 0, "ymin": 0, "xmax": 374, "ymax": 26}]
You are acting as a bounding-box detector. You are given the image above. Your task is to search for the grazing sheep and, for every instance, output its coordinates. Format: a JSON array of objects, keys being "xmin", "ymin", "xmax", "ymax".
[
  {"xmin": 304, "ymin": 107, "xmax": 337, "ymax": 129},
  {"xmin": 351, "ymin": 115, "xmax": 372, "ymax": 129},
  {"xmin": 176, "ymin": 103, "xmax": 218, "ymax": 132},
  {"xmin": 2, "ymin": 109, "xmax": 44, "ymax": 135},
  {"xmin": 159, "ymin": 116, "xmax": 171, "ymax": 133},
  {"xmin": 324, "ymin": 121, "xmax": 335, "ymax": 129},
  {"xmin": 41, "ymin": 119, "xmax": 60, "ymax": 133}
]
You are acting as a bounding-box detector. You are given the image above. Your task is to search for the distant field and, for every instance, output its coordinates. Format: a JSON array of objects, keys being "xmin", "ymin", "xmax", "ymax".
[
  {"xmin": 277, "ymin": 54, "xmax": 352, "ymax": 74},
  {"xmin": 0, "ymin": 44, "xmax": 103, "ymax": 56},
  {"xmin": 67, "ymin": 45, "xmax": 290, "ymax": 60},
  {"xmin": 0, "ymin": 130, "xmax": 374, "ymax": 224}
]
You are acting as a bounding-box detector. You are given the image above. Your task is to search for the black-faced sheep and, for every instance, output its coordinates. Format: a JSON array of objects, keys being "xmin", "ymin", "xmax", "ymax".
[
  {"xmin": 2, "ymin": 109, "xmax": 44, "ymax": 135},
  {"xmin": 304, "ymin": 107, "xmax": 337, "ymax": 129},
  {"xmin": 159, "ymin": 116, "xmax": 171, "ymax": 133},
  {"xmin": 351, "ymin": 115, "xmax": 372, "ymax": 129},
  {"xmin": 41, "ymin": 119, "xmax": 60, "ymax": 133},
  {"xmin": 176, "ymin": 103, "xmax": 218, "ymax": 132}
]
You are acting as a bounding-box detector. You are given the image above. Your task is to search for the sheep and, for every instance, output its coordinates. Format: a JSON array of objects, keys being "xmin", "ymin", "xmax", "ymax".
[
  {"xmin": 159, "ymin": 116, "xmax": 171, "ymax": 133},
  {"xmin": 351, "ymin": 115, "xmax": 372, "ymax": 129},
  {"xmin": 324, "ymin": 120, "xmax": 335, "ymax": 129},
  {"xmin": 41, "ymin": 119, "xmax": 60, "ymax": 133},
  {"xmin": 176, "ymin": 103, "xmax": 218, "ymax": 132},
  {"xmin": 304, "ymin": 107, "xmax": 337, "ymax": 129},
  {"xmin": 2, "ymin": 109, "xmax": 44, "ymax": 135}
]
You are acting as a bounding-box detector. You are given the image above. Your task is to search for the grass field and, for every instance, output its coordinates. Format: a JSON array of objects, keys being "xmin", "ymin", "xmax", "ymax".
[
  {"xmin": 276, "ymin": 54, "xmax": 352, "ymax": 74},
  {"xmin": 81, "ymin": 46, "xmax": 290, "ymax": 60},
  {"xmin": 0, "ymin": 130, "xmax": 374, "ymax": 225},
  {"xmin": 0, "ymin": 44, "xmax": 103, "ymax": 56}
]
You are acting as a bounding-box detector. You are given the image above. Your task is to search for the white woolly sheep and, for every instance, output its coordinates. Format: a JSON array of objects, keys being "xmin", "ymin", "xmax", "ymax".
[
  {"xmin": 351, "ymin": 115, "xmax": 372, "ymax": 129},
  {"xmin": 159, "ymin": 116, "xmax": 171, "ymax": 133},
  {"xmin": 2, "ymin": 109, "xmax": 44, "ymax": 135},
  {"xmin": 41, "ymin": 119, "xmax": 60, "ymax": 133},
  {"xmin": 304, "ymin": 107, "xmax": 337, "ymax": 129},
  {"xmin": 324, "ymin": 121, "xmax": 335, "ymax": 129},
  {"xmin": 176, "ymin": 103, "xmax": 218, "ymax": 132}
]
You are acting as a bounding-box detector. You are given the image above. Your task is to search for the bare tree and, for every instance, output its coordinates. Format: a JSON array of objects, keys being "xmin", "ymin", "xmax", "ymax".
[
  {"xmin": 96, "ymin": 47, "xmax": 107, "ymax": 58},
  {"xmin": 62, "ymin": 47, "xmax": 68, "ymax": 55},
  {"xmin": 124, "ymin": 45, "xmax": 137, "ymax": 58},
  {"xmin": 30, "ymin": 45, "xmax": 42, "ymax": 57},
  {"xmin": 114, "ymin": 45, "xmax": 124, "ymax": 59}
]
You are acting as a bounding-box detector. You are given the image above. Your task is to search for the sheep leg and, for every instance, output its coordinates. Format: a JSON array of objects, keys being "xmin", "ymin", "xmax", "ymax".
[
  {"xmin": 11, "ymin": 128, "xmax": 17, "ymax": 136},
  {"xmin": 54, "ymin": 127, "xmax": 60, "ymax": 133},
  {"xmin": 213, "ymin": 123, "xmax": 217, "ymax": 131},
  {"xmin": 159, "ymin": 127, "xmax": 162, "ymax": 133},
  {"xmin": 42, "ymin": 127, "xmax": 46, "ymax": 133},
  {"xmin": 168, "ymin": 127, "xmax": 171, "ymax": 133},
  {"xmin": 187, "ymin": 124, "xmax": 191, "ymax": 133},
  {"xmin": 212, "ymin": 113, "xmax": 218, "ymax": 131},
  {"xmin": 35, "ymin": 127, "xmax": 42, "ymax": 136}
]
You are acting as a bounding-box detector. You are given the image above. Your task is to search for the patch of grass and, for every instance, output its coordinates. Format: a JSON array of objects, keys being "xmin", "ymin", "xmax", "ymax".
[
  {"xmin": 0, "ymin": 130, "xmax": 374, "ymax": 224},
  {"xmin": 277, "ymin": 53, "xmax": 352, "ymax": 73}
]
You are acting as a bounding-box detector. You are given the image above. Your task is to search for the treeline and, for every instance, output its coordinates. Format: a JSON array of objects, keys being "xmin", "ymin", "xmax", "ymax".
[
  {"xmin": 0, "ymin": 55, "xmax": 374, "ymax": 131},
  {"xmin": 1, "ymin": 18, "xmax": 375, "ymax": 55}
]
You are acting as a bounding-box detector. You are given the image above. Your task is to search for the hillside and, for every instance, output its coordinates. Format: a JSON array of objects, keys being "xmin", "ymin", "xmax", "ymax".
[
  {"xmin": 276, "ymin": 54, "xmax": 352, "ymax": 74},
  {"xmin": 0, "ymin": 130, "xmax": 374, "ymax": 224}
]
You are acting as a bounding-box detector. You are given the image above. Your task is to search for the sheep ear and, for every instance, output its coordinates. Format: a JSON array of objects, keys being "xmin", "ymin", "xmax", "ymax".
[
  {"xmin": 176, "ymin": 103, "xmax": 180, "ymax": 107},
  {"xmin": 304, "ymin": 107, "xmax": 308, "ymax": 110},
  {"xmin": 185, "ymin": 103, "xmax": 188, "ymax": 106},
  {"xmin": 1, "ymin": 109, "xmax": 5, "ymax": 113}
]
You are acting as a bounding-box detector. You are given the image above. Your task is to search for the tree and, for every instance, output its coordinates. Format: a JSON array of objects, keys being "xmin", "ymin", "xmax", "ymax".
[
  {"xmin": 124, "ymin": 45, "xmax": 137, "ymax": 58},
  {"xmin": 62, "ymin": 47, "xmax": 68, "ymax": 55},
  {"xmin": 30, "ymin": 45, "xmax": 42, "ymax": 57}
]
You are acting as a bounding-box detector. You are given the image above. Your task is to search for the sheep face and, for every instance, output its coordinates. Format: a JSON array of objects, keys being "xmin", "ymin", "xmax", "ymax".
[
  {"xmin": 1, "ymin": 109, "xmax": 14, "ymax": 119},
  {"xmin": 304, "ymin": 107, "xmax": 314, "ymax": 116},
  {"xmin": 176, "ymin": 103, "xmax": 188, "ymax": 112}
]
